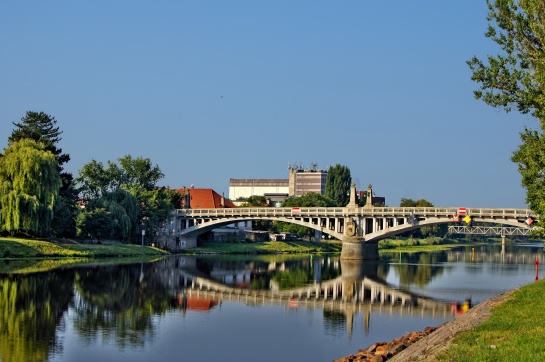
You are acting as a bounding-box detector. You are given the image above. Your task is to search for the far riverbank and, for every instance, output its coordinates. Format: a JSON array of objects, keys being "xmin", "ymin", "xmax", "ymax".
[{"xmin": 0, "ymin": 236, "xmax": 494, "ymax": 260}]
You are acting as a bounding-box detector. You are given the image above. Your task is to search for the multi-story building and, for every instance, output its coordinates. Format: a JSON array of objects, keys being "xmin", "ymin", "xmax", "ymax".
[
  {"xmin": 229, "ymin": 163, "xmax": 328, "ymax": 203},
  {"xmin": 288, "ymin": 164, "xmax": 327, "ymax": 197}
]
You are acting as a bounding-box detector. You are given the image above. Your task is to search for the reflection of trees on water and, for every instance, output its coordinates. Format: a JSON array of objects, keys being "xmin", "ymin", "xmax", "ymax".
[
  {"xmin": 0, "ymin": 263, "xmax": 178, "ymax": 362},
  {"xmin": 446, "ymin": 245, "xmax": 545, "ymax": 277},
  {"xmin": 193, "ymin": 256, "xmax": 344, "ymax": 291},
  {"xmin": 323, "ymin": 310, "xmax": 346, "ymax": 337},
  {"xmin": 0, "ymin": 252, "xmax": 469, "ymax": 361},
  {"xmin": 0, "ymin": 271, "xmax": 74, "ymax": 362},
  {"xmin": 270, "ymin": 257, "xmax": 343, "ymax": 289},
  {"xmin": 73, "ymin": 264, "xmax": 171, "ymax": 350},
  {"xmin": 390, "ymin": 252, "xmax": 448, "ymax": 287}
]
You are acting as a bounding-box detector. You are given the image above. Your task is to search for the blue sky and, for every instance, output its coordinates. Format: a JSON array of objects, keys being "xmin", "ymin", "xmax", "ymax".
[{"xmin": 0, "ymin": 1, "xmax": 536, "ymax": 208}]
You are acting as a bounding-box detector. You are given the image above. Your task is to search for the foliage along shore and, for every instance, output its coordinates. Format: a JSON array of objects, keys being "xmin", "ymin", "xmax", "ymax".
[
  {"xmin": 0, "ymin": 237, "xmax": 168, "ymax": 259},
  {"xmin": 0, "ymin": 236, "xmax": 489, "ymax": 261}
]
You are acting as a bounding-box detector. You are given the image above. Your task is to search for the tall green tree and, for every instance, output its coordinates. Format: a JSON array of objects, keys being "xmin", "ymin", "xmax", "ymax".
[
  {"xmin": 9, "ymin": 111, "xmax": 70, "ymax": 167},
  {"xmin": 325, "ymin": 164, "xmax": 352, "ymax": 207},
  {"xmin": 468, "ymin": 0, "xmax": 545, "ymax": 231},
  {"xmin": 8, "ymin": 111, "xmax": 76, "ymax": 237},
  {"xmin": 75, "ymin": 155, "xmax": 165, "ymax": 199},
  {"xmin": 0, "ymin": 139, "xmax": 61, "ymax": 237},
  {"xmin": 76, "ymin": 208, "xmax": 115, "ymax": 242},
  {"xmin": 75, "ymin": 155, "xmax": 174, "ymax": 242},
  {"xmin": 84, "ymin": 189, "xmax": 140, "ymax": 241}
]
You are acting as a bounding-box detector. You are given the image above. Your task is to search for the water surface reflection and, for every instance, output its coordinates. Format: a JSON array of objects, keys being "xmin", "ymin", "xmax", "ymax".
[{"xmin": 0, "ymin": 244, "xmax": 541, "ymax": 362}]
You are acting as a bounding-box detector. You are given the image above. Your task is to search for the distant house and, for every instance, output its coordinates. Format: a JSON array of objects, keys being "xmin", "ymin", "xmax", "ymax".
[
  {"xmin": 187, "ymin": 188, "xmax": 237, "ymax": 209},
  {"xmin": 173, "ymin": 187, "xmax": 251, "ymax": 242}
]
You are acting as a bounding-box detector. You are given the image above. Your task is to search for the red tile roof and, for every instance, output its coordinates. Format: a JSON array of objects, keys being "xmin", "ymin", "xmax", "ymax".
[{"xmin": 186, "ymin": 188, "xmax": 236, "ymax": 209}]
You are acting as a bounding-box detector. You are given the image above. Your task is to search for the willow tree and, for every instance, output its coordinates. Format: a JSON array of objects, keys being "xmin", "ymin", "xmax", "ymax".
[
  {"xmin": 0, "ymin": 139, "xmax": 61, "ymax": 237},
  {"xmin": 80, "ymin": 189, "xmax": 140, "ymax": 241},
  {"xmin": 9, "ymin": 111, "xmax": 76, "ymax": 237},
  {"xmin": 468, "ymin": 0, "xmax": 545, "ymax": 232}
]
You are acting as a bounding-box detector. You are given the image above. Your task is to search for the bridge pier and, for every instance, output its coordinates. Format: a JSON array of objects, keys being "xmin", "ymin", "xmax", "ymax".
[
  {"xmin": 177, "ymin": 235, "xmax": 198, "ymax": 249},
  {"xmin": 340, "ymin": 237, "xmax": 379, "ymax": 260}
]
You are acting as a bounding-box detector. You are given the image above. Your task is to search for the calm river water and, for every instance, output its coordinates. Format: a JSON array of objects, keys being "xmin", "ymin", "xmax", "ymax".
[{"xmin": 0, "ymin": 243, "xmax": 543, "ymax": 362}]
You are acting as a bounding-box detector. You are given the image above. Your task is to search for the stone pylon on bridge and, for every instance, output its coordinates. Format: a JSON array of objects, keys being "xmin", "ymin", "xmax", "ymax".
[{"xmin": 340, "ymin": 183, "xmax": 379, "ymax": 260}]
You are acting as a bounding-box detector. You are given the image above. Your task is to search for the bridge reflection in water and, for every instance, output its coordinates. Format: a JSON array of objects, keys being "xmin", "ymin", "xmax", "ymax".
[{"xmin": 162, "ymin": 256, "xmax": 456, "ymax": 336}]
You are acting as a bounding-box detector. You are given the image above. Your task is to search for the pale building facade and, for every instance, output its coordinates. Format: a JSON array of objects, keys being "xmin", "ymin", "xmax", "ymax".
[
  {"xmin": 229, "ymin": 179, "xmax": 289, "ymax": 201},
  {"xmin": 229, "ymin": 163, "xmax": 328, "ymax": 203}
]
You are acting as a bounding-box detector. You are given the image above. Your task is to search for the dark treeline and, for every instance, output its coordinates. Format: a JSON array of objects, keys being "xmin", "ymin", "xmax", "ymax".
[{"xmin": 0, "ymin": 111, "xmax": 180, "ymax": 243}]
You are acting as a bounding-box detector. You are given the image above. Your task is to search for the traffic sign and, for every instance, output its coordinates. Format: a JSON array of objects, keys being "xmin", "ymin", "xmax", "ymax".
[
  {"xmin": 458, "ymin": 207, "xmax": 467, "ymax": 215},
  {"xmin": 464, "ymin": 215, "xmax": 471, "ymax": 224},
  {"xmin": 291, "ymin": 207, "xmax": 301, "ymax": 215}
]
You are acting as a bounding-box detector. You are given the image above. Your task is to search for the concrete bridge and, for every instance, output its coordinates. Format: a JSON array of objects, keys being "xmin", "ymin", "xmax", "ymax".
[{"xmin": 169, "ymin": 184, "xmax": 537, "ymax": 260}]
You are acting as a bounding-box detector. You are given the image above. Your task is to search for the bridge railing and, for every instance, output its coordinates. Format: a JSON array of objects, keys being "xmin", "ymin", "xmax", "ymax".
[
  {"xmin": 368, "ymin": 207, "xmax": 533, "ymax": 218},
  {"xmin": 176, "ymin": 207, "xmax": 535, "ymax": 219},
  {"xmin": 176, "ymin": 207, "xmax": 347, "ymax": 218}
]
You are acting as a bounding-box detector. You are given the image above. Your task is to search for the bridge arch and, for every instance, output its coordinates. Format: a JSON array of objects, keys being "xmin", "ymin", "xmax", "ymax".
[
  {"xmin": 181, "ymin": 215, "xmax": 345, "ymax": 241},
  {"xmin": 362, "ymin": 216, "xmax": 529, "ymax": 242},
  {"xmin": 170, "ymin": 206, "xmax": 536, "ymax": 260}
]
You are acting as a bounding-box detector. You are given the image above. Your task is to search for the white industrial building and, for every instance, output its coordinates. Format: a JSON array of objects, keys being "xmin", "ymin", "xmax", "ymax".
[{"xmin": 229, "ymin": 163, "xmax": 327, "ymax": 205}]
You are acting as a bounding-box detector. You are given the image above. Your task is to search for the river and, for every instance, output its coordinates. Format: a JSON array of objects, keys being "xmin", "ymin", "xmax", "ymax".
[{"xmin": 0, "ymin": 243, "xmax": 542, "ymax": 362}]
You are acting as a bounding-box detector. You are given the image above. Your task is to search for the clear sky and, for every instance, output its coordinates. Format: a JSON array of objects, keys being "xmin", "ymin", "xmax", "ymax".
[{"xmin": 0, "ymin": 1, "xmax": 536, "ymax": 208}]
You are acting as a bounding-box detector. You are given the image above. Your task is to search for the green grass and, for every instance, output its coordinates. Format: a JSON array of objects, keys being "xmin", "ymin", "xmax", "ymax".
[
  {"xmin": 0, "ymin": 237, "xmax": 168, "ymax": 259},
  {"xmin": 182, "ymin": 240, "xmax": 343, "ymax": 254},
  {"xmin": 379, "ymin": 243, "xmax": 482, "ymax": 253},
  {"xmin": 0, "ymin": 255, "xmax": 166, "ymax": 274},
  {"xmin": 437, "ymin": 280, "xmax": 545, "ymax": 361},
  {"xmin": 378, "ymin": 237, "xmax": 485, "ymax": 253}
]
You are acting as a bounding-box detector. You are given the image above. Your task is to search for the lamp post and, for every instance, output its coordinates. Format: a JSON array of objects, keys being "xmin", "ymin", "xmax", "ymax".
[{"xmin": 141, "ymin": 229, "xmax": 145, "ymax": 246}]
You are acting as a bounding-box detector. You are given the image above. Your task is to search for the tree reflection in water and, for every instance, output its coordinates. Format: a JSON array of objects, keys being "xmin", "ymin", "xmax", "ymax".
[
  {"xmin": 386, "ymin": 251, "xmax": 449, "ymax": 287},
  {"xmin": 0, "ymin": 271, "xmax": 74, "ymax": 362},
  {"xmin": 1, "ymin": 247, "xmax": 538, "ymax": 362},
  {"xmin": 73, "ymin": 264, "xmax": 171, "ymax": 349}
]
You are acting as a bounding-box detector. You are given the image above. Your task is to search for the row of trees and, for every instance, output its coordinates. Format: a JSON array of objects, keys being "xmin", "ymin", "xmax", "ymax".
[
  {"xmin": 0, "ymin": 112, "xmax": 179, "ymax": 241},
  {"xmin": 0, "ymin": 112, "xmax": 365, "ymax": 241}
]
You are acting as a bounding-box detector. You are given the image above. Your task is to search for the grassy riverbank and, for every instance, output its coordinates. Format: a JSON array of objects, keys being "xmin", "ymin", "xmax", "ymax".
[
  {"xmin": 437, "ymin": 280, "xmax": 545, "ymax": 361},
  {"xmin": 0, "ymin": 236, "xmax": 487, "ymax": 259},
  {"xmin": 181, "ymin": 239, "xmax": 343, "ymax": 254},
  {"xmin": 0, "ymin": 237, "xmax": 168, "ymax": 258}
]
